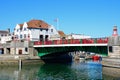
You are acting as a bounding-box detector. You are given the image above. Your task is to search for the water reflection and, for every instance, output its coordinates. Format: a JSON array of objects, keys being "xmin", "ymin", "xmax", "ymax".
[
  {"xmin": 0, "ymin": 65, "xmax": 41, "ymax": 80},
  {"xmin": 71, "ymin": 60, "xmax": 102, "ymax": 79},
  {"xmin": 0, "ymin": 66, "xmax": 18, "ymax": 80},
  {"xmin": 0, "ymin": 61, "xmax": 119, "ymax": 80}
]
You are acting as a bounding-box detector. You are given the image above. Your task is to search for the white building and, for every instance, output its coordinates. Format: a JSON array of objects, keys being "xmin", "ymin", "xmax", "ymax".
[
  {"xmin": 14, "ymin": 19, "xmax": 60, "ymax": 41},
  {"xmin": 67, "ymin": 33, "xmax": 91, "ymax": 39},
  {"xmin": 0, "ymin": 36, "xmax": 12, "ymax": 44},
  {"xmin": 0, "ymin": 30, "xmax": 12, "ymax": 44}
]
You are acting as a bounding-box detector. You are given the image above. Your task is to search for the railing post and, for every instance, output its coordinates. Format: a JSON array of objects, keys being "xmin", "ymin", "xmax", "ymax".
[
  {"xmin": 42, "ymin": 41, "xmax": 44, "ymax": 45},
  {"xmin": 68, "ymin": 39, "xmax": 70, "ymax": 44},
  {"xmin": 52, "ymin": 40, "xmax": 54, "ymax": 44},
  {"xmin": 94, "ymin": 38, "xmax": 97, "ymax": 43},
  {"xmin": 80, "ymin": 39, "xmax": 82, "ymax": 44}
]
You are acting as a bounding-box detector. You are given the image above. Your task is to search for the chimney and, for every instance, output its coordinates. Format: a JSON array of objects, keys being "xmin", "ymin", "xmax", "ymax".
[{"xmin": 112, "ymin": 26, "xmax": 118, "ymax": 36}]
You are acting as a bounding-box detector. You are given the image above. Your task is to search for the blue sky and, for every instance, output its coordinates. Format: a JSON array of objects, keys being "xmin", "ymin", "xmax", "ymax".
[{"xmin": 0, "ymin": 0, "xmax": 120, "ymax": 37}]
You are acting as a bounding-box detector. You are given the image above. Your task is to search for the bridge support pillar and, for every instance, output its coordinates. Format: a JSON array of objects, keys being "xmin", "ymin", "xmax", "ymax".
[{"xmin": 108, "ymin": 36, "xmax": 120, "ymax": 58}]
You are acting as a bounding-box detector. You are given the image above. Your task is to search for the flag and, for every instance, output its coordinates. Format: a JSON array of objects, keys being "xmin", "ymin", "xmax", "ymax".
[{"xmin": 54, "ymin": 18, "xmax": 59, "ymax": 30}]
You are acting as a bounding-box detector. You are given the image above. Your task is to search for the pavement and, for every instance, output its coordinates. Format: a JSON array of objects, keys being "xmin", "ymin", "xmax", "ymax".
[
  {"xmin": 0, "ymin": 54, "xmax": 44, "ymax": 66},
  {"xmin": 102, "ymin": 57, "xmax": 120, "ymax": 68}
]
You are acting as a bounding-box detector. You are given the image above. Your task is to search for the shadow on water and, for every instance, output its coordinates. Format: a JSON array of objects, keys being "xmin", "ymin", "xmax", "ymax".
[
  {"xmin": 37, "ymin": 63, "xmax": 74, "ymax": 80},
  {"xmin": 41, "ymin": 52, "xmax": 72, "ymax": 63}
]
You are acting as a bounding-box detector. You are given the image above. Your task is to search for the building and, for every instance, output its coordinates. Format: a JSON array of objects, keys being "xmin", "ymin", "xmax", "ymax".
[
  {"xmin": 66, "ymin": 33, "xmax": 91, "ymax": 39},
  {"xmin": 4, "ymin": 19, "xmax": 61, "ymax": 56},
  {"xmin": 58, "ymin": 31, "xmax": 66, "ymax": 39},
  {"xmin": 14, "ymin": 19, "xmax": 59, "ymax": 41},
  {"xmin": 0, "ymin": 29, "xmax": 11, "ymax": 44},
  {"xmin": 49, "ymin": 30, "xmax": 66, "ymax": 40},
  {"xmin": 0, "ymin": 29, "xmax": 11, "ymax": 54},
  {"xmin": 108, "ymin": 26, "xmax": 120, "ymax": 57},
  {"xmin": 0, "ymin": 30, "xmax": 10, "ymax": 37}
]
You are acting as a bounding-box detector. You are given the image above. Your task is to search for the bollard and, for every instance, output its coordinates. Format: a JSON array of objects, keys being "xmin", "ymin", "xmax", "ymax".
[{"xmin": 19, "ymin": 59, "xmax": 22, "ymax": 71}]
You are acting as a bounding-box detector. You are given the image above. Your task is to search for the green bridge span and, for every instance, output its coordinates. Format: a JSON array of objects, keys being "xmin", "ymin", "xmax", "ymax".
[{"xmin": 34, "ymin": 46, "xmax": 108, "ymax": 57}]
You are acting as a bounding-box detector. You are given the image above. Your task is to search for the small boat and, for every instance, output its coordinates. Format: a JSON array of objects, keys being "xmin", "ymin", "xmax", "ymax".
[{"xmin": 92, "ymin": 55, "xmax": 100, "ymax": 61}]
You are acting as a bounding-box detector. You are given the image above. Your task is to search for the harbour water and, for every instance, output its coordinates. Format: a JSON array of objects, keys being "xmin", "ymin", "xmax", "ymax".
[{"xmin": 0, "ymin": 60, "xmax": 119, "ymax": 80}]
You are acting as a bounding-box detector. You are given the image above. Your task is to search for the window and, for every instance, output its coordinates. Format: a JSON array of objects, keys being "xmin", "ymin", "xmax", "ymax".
[
  {"xmin": 1, "ymin": 34, "xmax": 3, "ymax": 37},
  {"xmin": 16, "ymin": 35, "xmax": 18, "ymax": 39},
  {"xmin": 28, "ymin": 34, "xmax": 30, "ymax": 38},
  {"xmin": 46, "ymin": 29, "xmax": 48, "ymax": 33},
  {"xmin": 20, "ymin": 34, "xmax": 22, "ymax": 39},
  {"xmin": 24, "ymin": 28, "xmax": 26, "ymax": 31},
  {"xmin": 39, "ymin": 35, "xmax": 43, "ymax": 41},
  {"xmin": 45, "ymin": 35, "xmax": 48, "ymax": 41},
  {"xmin": 12, "ymin": 37, "xmax": 14, "ymax": 40},
  {"xmin": 109, "ymin": 46, "xmax": 113, "ymax": 52},
  {"xmin": 25, "ymin": 47, "xmax": 28, "ymax": 52},
  {"xmin": 40, "ymin": 29, "xmax": 42, "ymax": 31},
  {"xmin": 51, "ymin": 29, "xmax": 53, "ymax": 32},
  {"xmin": 17, "ymin": 29, "xmax": 19, "ymax": 32}
]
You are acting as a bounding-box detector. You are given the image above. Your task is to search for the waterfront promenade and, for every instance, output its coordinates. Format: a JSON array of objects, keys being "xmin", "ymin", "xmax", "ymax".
[
  {"xmin": 0, "ymin": 54, "xmax": 44, "ymax": 66},
  {"xmin": 102, "ymin": 57, "xmax": 120, "ymax": 68}
]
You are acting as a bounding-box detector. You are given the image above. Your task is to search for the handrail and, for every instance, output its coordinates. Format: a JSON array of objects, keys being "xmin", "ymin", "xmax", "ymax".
[{"xmin": 34, "ymin": 38, "xmax": 108, "ymax": 45}]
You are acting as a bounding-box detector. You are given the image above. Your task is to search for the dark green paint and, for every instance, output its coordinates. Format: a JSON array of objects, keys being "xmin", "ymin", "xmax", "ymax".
[{"xmin": 35, "ymin": 46, "xmax": 108, "ymax": 57}]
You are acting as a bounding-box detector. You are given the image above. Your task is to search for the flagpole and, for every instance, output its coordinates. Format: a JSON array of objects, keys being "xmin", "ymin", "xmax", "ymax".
[
  {"xmin": 57, "ymin": 18, "xmax": 59, "ymax": 30},
  {"xmin": 56, "ymin": 18, "xmax": 59, "ymax": 30}
]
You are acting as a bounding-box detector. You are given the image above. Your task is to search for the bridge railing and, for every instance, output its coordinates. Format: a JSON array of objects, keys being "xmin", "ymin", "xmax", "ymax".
[{"xmin": 34, "ymin": 38, "xmax": 108, "ymax": 45}]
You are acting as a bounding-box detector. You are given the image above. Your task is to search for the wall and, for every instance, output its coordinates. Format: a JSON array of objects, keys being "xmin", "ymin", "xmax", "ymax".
[
  {"xmin": 108, "ymin": 36, "xmax": 120, "ymax": 58},
  {"xmin": 30, "ymin": 28, "xmax": 50, "ymax": 41},
  {"xmin": 108, "ymin": 46, "xmax": 120, "ymax": 58}
]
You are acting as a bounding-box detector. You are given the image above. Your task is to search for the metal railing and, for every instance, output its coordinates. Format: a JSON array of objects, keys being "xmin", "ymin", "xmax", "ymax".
[{"xmin": 34, "ymin": 38, "xmax": 108, "ymax": 45}]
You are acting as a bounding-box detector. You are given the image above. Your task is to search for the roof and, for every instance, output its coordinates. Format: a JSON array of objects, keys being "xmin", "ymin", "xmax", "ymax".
[
  {"xmin": 19, "ymin": 24, "xmax": 23, "ymax": 27},
  {"xmin": 19, "ymin": 19, "xmax": 50, "ymax": 29},
  {"xmin": 58, "ymin": 31, "xmax": 66, "ymax": 37},
  {"xmin": 0, "ymin": 30, "xmax": 9, "ymax": 34}
]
